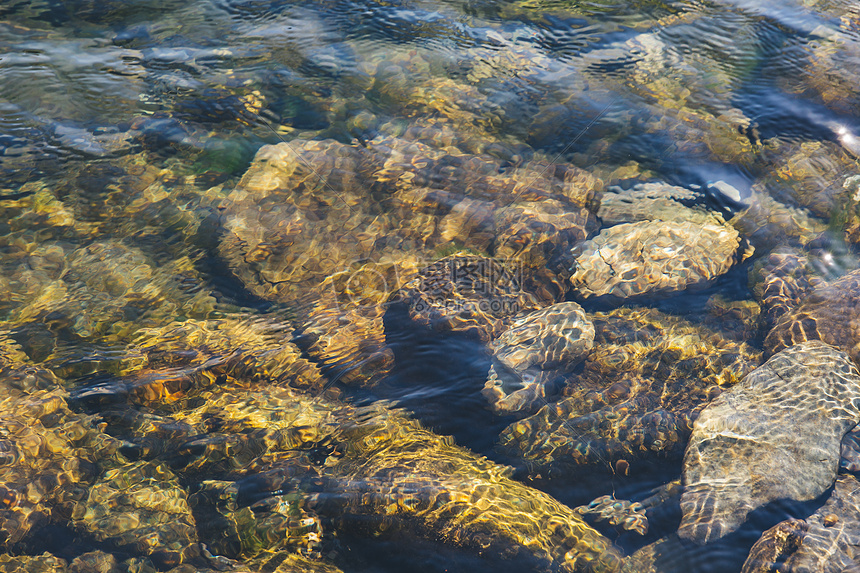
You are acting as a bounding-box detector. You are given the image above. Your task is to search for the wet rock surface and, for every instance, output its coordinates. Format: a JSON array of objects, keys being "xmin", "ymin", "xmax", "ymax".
[
  {"xmin": 679, "ymin": 342, "xmax": 860, "ymax": 545},
  {"xmin": 764, "ymin": 269, "xmax": 860, "ymax": 366},
  {"xmin": 7, "ymin": 1, "xmax": 860, "ymax": 571},
  {"xmin": 400, "ymin": 253, "xmax": 550, "ymax": 342},
  {"xmin": 0, "ymin": 346, "xmax": 125, "ymax": 551},
  {"xmin": 216, "ymin": 129, "xmax": 599, "ymax": 385},
  {"xmin": 483, "ymin": 301, "xmax": 594, "ymax": 416},
  {"xmin": 596, "ymin": 182, "xmax": 713, "ymax": 227},
  {"xmin": 498, "ymin": 308, "xmax": 761, "ymax": 475},
  {"xmin": 570, "ymin": 220, "xmax": 742, "ymax": 302},
  {"xmin": 73, "ymin": 461, "xmax": 199, "ymax": 568},
  {"xmin": 741, "ymin": 474, "xmax": 860, "ymax": 573}
]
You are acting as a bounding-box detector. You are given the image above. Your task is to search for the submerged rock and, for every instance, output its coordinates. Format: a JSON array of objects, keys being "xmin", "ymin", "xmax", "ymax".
[
  {"xmin": 742, "ymin": 474, "xmax": 860, "ymax": 573},
  {"xmin": 73, "ymin": 461, "xmax": 199, "ymax": 568},
  {"xmin": 570, "ymin": 220, "xmax": 742, "ymax": 302},
  {"xmin": 250, "ymin": 403, "xmax": 623, "ymax": 573},
  {"xmin": 764, "ymin": 269, "xmax": 860, "ymax": 366},
  {"xmin": 679, "ymin": 342, "xmax": 860, "ymax": 544},
  {"xmin": 728, "ymin": 191, "xmax": 826, "ymax": 254},
  {"xmin": 497, "ymin": 308, "xmax": 760, "ymax": 475},
  {"xmin": 174, "ymin": 391, "xmax": 624, "ymax": 572},
  {"xmin": 483, "ymin": 301, "xmax": 594, "ymax": 416},
  {"xmin": 400, "ymin": 253, "xmax": 549, "ymax": 342},
  {"xmin": 0, "ymin": 343, "xmax": 125, "ymax": 550},
  {"xmin": 67, "ymin": 315, "xmax": 327, "ymax": 411},
  {"xmin": 596, "ymin": 182, "xmax": 713, "ymax": 227},
  {"xmin": 0, "ymin": 553, "xmax": 68, "ymax": 573},
  {"xmin": 218, "ymin": 130, "xmax": 597, "ymax": 386},
  {"xmin": 574, "ymin": 495, "xmax": 648, "ymax": 536},
  {"xmin": 750, "ymin": 250, "xmax": 824, "ymax": 337}
]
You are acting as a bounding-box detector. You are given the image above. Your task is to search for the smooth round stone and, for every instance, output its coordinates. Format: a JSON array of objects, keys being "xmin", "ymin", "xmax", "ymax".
[
  {"xmin": 570, "ymin": 220, "xmax": 741, "ymax": 301},
  {"xmin": 679, "ymin": 341, "xmax": 860, "ymax": 545}
]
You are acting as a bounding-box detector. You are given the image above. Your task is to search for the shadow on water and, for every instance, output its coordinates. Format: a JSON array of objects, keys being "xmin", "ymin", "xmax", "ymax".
[
  {"xmin": 330, "ymin": 530, "xmax": 552, "ymax": 573},
  {"xmin": 630, "ymin": 490, "xmax": 832, "ymax": 573},
  {"xmin": 351, "ymin": 301, "xmax": 513, "ymax": 458}
]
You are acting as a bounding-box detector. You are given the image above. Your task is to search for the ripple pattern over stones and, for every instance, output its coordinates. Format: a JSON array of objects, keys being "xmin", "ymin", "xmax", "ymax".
[
  {"xmin": 679, "ymin": 341, "xmax": 860, "ymax": 544},
  {"xmin": 742, "ymin": 474, "xmax": 860, "ymax": 573},
  {"xmin": 483, "ymin": 302, "xmax": 594, "ymax": 416},
  {"xmin": 570, "ymin": 220, "xmax": 741, "ymax": 301},
  {"xmin": 764, "ymin": 268, "xmax": 860, "ymax": 365}
]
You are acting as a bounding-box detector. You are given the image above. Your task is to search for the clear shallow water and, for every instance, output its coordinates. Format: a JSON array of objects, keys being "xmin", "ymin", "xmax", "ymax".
[{"xmin": 1, "ymin": 1, "xmax": 860, "ymax": 572}]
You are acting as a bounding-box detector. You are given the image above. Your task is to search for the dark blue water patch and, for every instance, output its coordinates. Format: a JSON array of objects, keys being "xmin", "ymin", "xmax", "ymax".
[
  {"xmin": 541, "ymin": 23, "xmax": 644, "ymax": 64},
  {"xmin": 733, "ymin": 85, "xmax": 860, "ymax": 145},
  {"xmin": 328, "ymin": 530, "xmax": 554, "ymax": 573},
  {"xmin": 725, "ymin": 18, "xmax": 860, "ymax": 146},
  {"xmin": 636, "ymin": 490, "xmax": 831, "ymax": 573},
  {"xmin": 322, "ymin": 0, "xmax": 476, "ymax": 48},
  {"xmin": 17, "ymin": 524, "xmax": 131, "ymax": 564},
  {"xmin": 0, "ymin": 0, "xmax": 71, "ymax": 27},
  {"xmin": 192, "ymin": 254, "xmax": 276, "ymax": 314},
  {"xmin": 366, "ymin": 302, "xmax": 512, "ymax": 458},
  {"xmin": 652, "ymin": 261, "xmax": 755, "ymax": 316},
  {"xmin": 210, "ymin": 0, "xmax": 294, "ymax": 22},
  {"xmin": 707, "ymin": 0, "xmax": 844, "ymax": 39}
]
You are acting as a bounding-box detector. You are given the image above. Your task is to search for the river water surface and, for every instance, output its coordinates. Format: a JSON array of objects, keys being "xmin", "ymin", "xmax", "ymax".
[{"xmin": 1, "ymin": 1, "xmax": 860, "ymax": 572}]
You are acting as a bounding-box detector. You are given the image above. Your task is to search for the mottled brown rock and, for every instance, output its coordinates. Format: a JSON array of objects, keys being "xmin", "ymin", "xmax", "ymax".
[
  {"xmin": 177, "ymin": 389, "xmax": 623, "ymax": 572},
  {"xmin": 73, "ymin": 461, "xmax": 199, "ymax": 566},
  {"xmin": 742, "ymin": 474, "xmax": 860, "ymax": 572},
  {"xmin": 498, "ymin": 308, "xmax": 760, "ymax": 475},
  {"xmin": 401, "ymin": 253, "xmax": 547, "ymax": 341},
  {"xmin": 751, "ymin": 250, "xmax": 822, "ymax": 337},
  {"xmin": 741, "ymin": 519, "xmax": 809, "ymax": 573},
  {"xmin": 574, "ymin": 495, "xmax": 648, "ymax": 535},
  {"xmin": 764, "ymin": 269, "xmax": 860, "ymax": 366},
  {"xmin": 570, "ymin": 220, "xmax": 741, "ymax": 301},
  {"xmin": 495, "ymin": 199, "xmax": 595, "ymax": 274},
  {"xmin": 0, "ymin": 553, "xmax": 68, "ymax": 573},
  {"xmin": 680, "ymin": 342, "xmax": 860, "ymax": 544},
  {"xmin": 483, "ymin": 302, "xmax": 594, "ymax": 416},
  {"xmin": 596, "ymin": 182, "xmax": 712, "ymax": 227},
  {"xmin": 70, "ymin": 316, "xmax": 327, "ymax": 409},
  {"xmin": 729, "ymin": 191, "xmax": 825, "ymax": 254},
  {"xmin": 219, "ymin": 131, "xmax": 597, "ymax": 386}
]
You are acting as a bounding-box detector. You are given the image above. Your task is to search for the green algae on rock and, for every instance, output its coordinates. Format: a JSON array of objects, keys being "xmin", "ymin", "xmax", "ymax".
[{"xmin": 679, "ymin": 341, "xmax": 860, "ymax": 544}]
